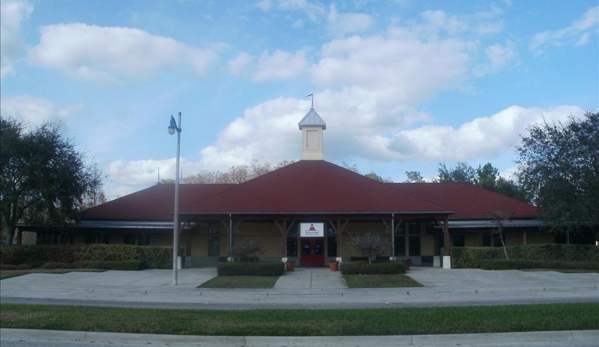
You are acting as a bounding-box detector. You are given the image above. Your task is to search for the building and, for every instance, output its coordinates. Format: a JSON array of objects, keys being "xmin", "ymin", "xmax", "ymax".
[{"xmin": 25, "ymin": 105, "xmax": 557, "ymax": 268}]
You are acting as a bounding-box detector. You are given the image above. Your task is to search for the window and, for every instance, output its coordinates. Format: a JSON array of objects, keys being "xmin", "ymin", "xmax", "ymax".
[
  {"xmin": 208, "ymin": 223, "xmax": 220, "ymax": 256},
  {"xmin": 102, "ymin": 234, "xmax": 111, "ymax": 244},
  {"xmin": 327, "ymin": 236, "xmax": 337, "ymax": 257},
  {"xmin": 482, "ymin": 234, "xmax": 492, "ymax": 247},
  {"xmin": 394, "ymin": 225, "xmax": 406, "ymax": 256},
  {"xmin": 84, "ymin": 234, "xmax": 96, "ymax": 244},
  {"xmin": 493, "ymin": 234, "xmax": 503, "ymax": 247},
  {"xmin": 124, "ymin": 235, "xmax": 136, "ymax": 245},
  {"xmin": 453, "ymin": 235, "xmax": 465, "ymax": 247},
  {"xmin": 286, "ymin": 237, "xmax": 298, "ymax": 256},
  {"xmin": 137, "ymin": 235, "xmax": 149, "ymax": 246},
  {"xmin": 408, "ymin": 223, "xmax": 421, "ymax": 256}
]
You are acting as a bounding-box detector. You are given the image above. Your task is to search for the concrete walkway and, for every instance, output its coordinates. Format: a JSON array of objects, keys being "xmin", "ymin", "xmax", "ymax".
[
  {"xmin": 2, "ymin": 268, "xmax": 598, "ymax": 347},
  {"xmin": 1, "ymin": 267, "xmax": 598, "ymax": 309}
]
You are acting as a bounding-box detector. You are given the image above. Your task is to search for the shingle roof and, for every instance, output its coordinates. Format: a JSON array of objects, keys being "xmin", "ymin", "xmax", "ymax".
[
  {"xmin": 389, "ymin": 183, "xmax": 537, "ymax": 220},
  {"xmin": 81, "ymin": 163, "xmax": 538, "ymax": 221},
  {"xmin": 82, "ymin": 184, "xmax": 234, "ymax": 221},
  {"xmin": 180, "ymin": 161, "xmax": 449, "ymax": 214},
  {"xmin": 298, "ymin": 107, "xmax": 326, "ymax": 129}
]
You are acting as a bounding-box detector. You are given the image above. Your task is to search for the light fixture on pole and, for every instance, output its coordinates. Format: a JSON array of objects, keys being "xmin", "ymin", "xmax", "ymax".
[{"xmin": 168, "ymin": 112, "xmax": 182, "ymax": 286}]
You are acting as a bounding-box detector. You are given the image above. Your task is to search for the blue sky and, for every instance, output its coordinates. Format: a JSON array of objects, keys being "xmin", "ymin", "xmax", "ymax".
[{"xmin": 1, "ymin": 0, "xmax": 598, "ymax": 200}]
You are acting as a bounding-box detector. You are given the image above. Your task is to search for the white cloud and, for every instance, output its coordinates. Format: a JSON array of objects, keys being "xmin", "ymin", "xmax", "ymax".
[
  {"xmin": 253, "ymin": 49, "xmax": 308, "ymax": 81},
  {"xmin": 228, "ymin": 52, "xmax": 254, "ymax": 76},
  {"xmin": 384, "ymin": 105, "xmax": 585, "ymax": 161},
  {"xmin": 418, "ymin": 7, "xmax": 503, "ymax": 38},
  {"xmin": 530, "ymin": 6, "xmax": 598, "ymax": 54},
  {"xmin": 0, "ymin": 0, "xmax": 33, "ymax": 79},
  {"xmin": 311, "ymin": 34, "xmax": 470, "ymax": 104},
  {"xmin": 474, "ymin": 41, "xmax": 517, "ymax": 76},
  {"xmin": 327, "ymin": 4, "xmax": 373, "ymax": 36},
  {"xmin": 28, "ymin": 23, "xmax": 218, "ymax": 85},
  {"xmin": 104, "ymin": 158, "xmax": 204, "ymax": 199},
  {"xmin": 0, "ymin": 95, "xmax": 81, "ymax": 126}
]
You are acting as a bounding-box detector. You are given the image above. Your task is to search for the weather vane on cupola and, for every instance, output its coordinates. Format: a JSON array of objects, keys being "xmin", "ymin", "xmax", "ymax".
[{"xmin": 306, "ymin": 93, "xmax": 314, "ymax": 107}]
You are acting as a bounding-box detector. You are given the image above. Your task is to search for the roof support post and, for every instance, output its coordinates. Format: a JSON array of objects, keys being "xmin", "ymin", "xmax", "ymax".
[
  {"xmin": 228, "ymin": 214, "xmax": 233, "ymax": 261},
  {"xmin": 443, "ymin": 217, "xmax": 450, "ymax": 256},
  {"xmin": 391, "ymin": 213, "xmax": 395, "ymax": 260}
]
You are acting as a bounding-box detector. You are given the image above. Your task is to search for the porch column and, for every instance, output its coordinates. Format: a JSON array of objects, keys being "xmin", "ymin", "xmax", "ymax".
[
  {"xmin": 391, "ymin": 213, "xmax": 395, "ymax": 260},
  {"xmin": 228, "ymin": 214, "xmax": 233, "ymax": 261},
  {"xmin": 522, "ymin": 231, "xmax": 528, "ymax": 245},
  {"xmin": 442, "ymin": 217, "xmax": 451, "ymax": 269}
]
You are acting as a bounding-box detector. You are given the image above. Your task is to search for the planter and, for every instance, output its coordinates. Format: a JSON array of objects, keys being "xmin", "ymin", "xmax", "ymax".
[
  {"xmin": 285, "ymin": 261, "xmax": 295, "ymax": 271},
  {"xmin": 403, "ymin": 258, "xmax": 411, "ymax": 271},
  {"xmin": 329, "ymin": 261, "xmax": 339, "ymax": 272}
]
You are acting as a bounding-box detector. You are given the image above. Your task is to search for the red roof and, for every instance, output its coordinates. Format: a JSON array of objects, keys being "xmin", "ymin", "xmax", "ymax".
[
  {"xmin": 83, "ymin": 161, "xmax": 537, "ymax": 221},
  {"xmin": 180, "ymin": 161, "xmax": 449, "ymax": 214},
  {"xmin": 82, "ymin": 184, "xmax": 234, "ymax": 220},
  {"xmin": 389, "ymin": 183, "xmax": 537, "ymax": 220}
]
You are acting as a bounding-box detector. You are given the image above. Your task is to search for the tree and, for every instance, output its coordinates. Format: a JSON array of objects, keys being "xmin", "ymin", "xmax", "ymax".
[
  {"xmin": 488, "ymin": 210, "xmax": 513, "ymax": 260},
  {"xmin": 474, "ymin": 163, "xmax": 499, "ymax": 190},
  {"xmin": 0, "ymin": 117, "xmax": 103, "ymax": 244},
  {"xmin": 183, "ymin": 159, "xmax": 294, "ymax": 184},
  {"xmin": 516, "ymin": 111, "xmax": 599, "ymax": 231},
  {"xmin": 364, "ymin": 171, "xmax": 393, "ymax": 183},
  {"xmin": 347, "ymin": 231, "xmax": 390, "ymax": 264},
  {"xmin": 404, "ymin": 171, "xmax": 425, "ymax": 183},
  {"xmin": 437, "ymin": 162, "xmax": 476, "ymax": 183}
]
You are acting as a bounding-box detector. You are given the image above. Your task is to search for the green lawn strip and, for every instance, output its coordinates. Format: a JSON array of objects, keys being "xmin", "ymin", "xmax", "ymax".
[
  {"xmin": 520, "ymin": 269, "xmax": 599, "ymax": 274},
  {"xmin": 199, "ymin": 276, "xmax": 278, "ymax": 289},
  {"xmin": 0, "ymin": 269, "xmax": 106, "ymax": 280},
  {"xmin": 1, "ymin": 303, "xmax": 597, "ymax": 336},
  {"xmin": 343, "ymin": 274, "xmax": 423, "ymax": 288}
]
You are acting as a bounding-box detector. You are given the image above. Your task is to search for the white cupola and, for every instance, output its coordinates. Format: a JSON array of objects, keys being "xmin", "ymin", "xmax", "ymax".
[{"xmin": 298, "ymin": 106, "xmax": 326, "ymax": 160}]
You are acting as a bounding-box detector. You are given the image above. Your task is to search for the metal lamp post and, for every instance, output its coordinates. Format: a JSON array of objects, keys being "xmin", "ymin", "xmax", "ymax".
[{"xmin": 168, "ymin": 112, "xmax": 182, "ymax": 286}]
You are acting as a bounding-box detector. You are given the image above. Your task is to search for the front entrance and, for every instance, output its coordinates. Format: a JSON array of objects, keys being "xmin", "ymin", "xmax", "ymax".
[{"xmin": 301, "ymin": 238, "xmax": 325, "ymax": 266}]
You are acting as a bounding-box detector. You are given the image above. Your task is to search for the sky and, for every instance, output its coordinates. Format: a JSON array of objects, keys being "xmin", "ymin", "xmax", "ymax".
[{"xmin": 1, "ymin": 0, "xmax": 598, "ymax": 201}]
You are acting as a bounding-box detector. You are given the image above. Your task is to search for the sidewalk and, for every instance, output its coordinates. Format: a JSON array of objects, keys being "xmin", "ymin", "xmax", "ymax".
[
  {"xmin": 1, "ymin": 267, "xmax": 598, "ymax": 309},
  {"xmin": 2, "ymin": 328, "xmax": 599, "ymax": 347}
]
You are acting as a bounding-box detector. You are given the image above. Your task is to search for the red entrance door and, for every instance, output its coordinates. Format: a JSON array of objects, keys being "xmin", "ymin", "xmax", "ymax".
[{"xmin": 301, "ymin": 238, "xmax": 325, "ymax": 266}]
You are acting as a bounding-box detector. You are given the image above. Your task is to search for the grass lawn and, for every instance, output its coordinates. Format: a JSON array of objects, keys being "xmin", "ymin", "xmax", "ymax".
[
  {"xmin": 199, "ymin": 276, "xmax": 278, "ymax": 288},
  {"xmin": 520, "ymin": 269, "xmax": 599, "ymax": 273},
  {"xmin": 0, "ymin": 269, "xmax": 106, "ymax": 280},
  {"xmin": 343, "ymin": 274, "xmax": 423, "ymax": 288},
  {"xmin": 1, "ymin": 303, "xmax": 597, "ymax": 336}
]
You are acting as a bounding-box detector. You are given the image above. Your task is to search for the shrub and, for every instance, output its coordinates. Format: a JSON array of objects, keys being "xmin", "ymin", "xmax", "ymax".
[
  {"xmin": 451, "ymin": 244, "xmax": 599, "ymax": 268},
  {"xmin": 340, "ymin": 260, "xmax": 405, "ymax": 275},
  {"xmin": 480, "ymin": 259, "xmax": 599, "ymax": 271},
  {"xmin": 0, "ymin": 245, "xmax": 171, "ymax": 269},
  {"xmin": 41, "ymin": 262, "xmax": 73, "ymax": 269},
  {"xmin": 348, "ymin": 232, "xmax": 391, "ymax": 264},
  {"xmin": 217, "ymin": 261, "xmax": 284, "ymax": 276},
  {"xmin": 233, "ymin": 239, "xmax": 265, "ymax": 262},
  {"xmin": 0, "ymin": 263, "xmax": 32, "ymax": 270},
  {"xmin": 72, "ymin": 260, "xmax": 146, "ymax": 271}
]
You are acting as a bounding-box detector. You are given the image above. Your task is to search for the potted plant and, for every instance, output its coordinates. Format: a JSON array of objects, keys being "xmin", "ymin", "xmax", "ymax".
[
  {"xmin": 402, "ymin": 258, "xmax": 411, "ymax": 270},
  {"xmin": 329, "ymin": 260, "xmax": 339, "ymax": 271},
  {"xmin": 285, "ymin": 260, "xmax": 295, "ymax": 271}
]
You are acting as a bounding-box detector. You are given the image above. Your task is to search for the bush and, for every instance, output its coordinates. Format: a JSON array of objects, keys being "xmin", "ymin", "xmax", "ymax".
[
  {"xmin": 0, "ymin": 263, "xmax": 32, "ymax": 270},
  {"xmin": 340, "ymin": 261, "xmax": 405, "ymax": 275},
  {"xmin": 217, "ymin": 261, "xmax": 284, "ymax": 276},
  {"xmin": 480, "ymin": 259, "xmax": 599, "ymax": 271},
  {"xmin": 0, "ymin": 245, "xmax": 171, "ymax": 269},
  {"xmin": 72, "ymin": 260, "xmax": 146, "ymax": 270},
  {"xmin": 41, "ymin": 262, "xmax": 73, "ymax": 269},
  {"xmin": 451, "ymin": 244, "xmax": 599, "ymax": 268},
  {"xmin": 233, "ymin": 239, "xmax": 265, "ymax": 262}
]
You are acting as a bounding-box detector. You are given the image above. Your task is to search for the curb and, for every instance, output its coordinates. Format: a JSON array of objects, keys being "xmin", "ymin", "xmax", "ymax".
[{"xmin": 2, "ymin": 329, "xmax": 598, "ymax": 347}]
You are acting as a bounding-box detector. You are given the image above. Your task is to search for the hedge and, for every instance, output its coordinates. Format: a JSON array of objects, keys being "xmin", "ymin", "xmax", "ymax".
[
  {"xmin": 217, "ymin": 261, "xmax": 284, "ymax": 276},
  {"xmin": 480, "ymin": 259, "xmax": 599, "ymax": 271},
  {"xmin": 72, "ymin": 260, "xmax": 146, "ymax": 271},
  {"xmin": 451, "ymin": 244, "xmax": 599, "ymax": 269},
  {"xmin": 0, "ymin": 244, "xmax": 171, "ymax": 269},
  {"xmin": 340, "ymin": 261, "xmax": 405, "ymax": 275}
]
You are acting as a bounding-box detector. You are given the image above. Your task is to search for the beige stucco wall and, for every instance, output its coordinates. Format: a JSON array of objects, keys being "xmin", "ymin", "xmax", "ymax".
[
  {"xmin": 465, "ymin": 234, "xmax": 480, "ymax": 247},
  {"xmin": 421, "ymin": 234, "xmax": 435, "ymax": 256}
]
